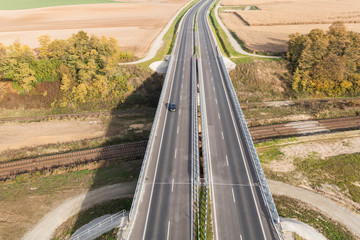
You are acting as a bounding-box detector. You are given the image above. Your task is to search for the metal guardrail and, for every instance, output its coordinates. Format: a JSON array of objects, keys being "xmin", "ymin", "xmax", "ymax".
[
  {"xmin": 216, "ymin": 52, "xmax": 284, "ymax": 239},
  {"xmin": 123, "ymin": 2, "xmax": 201, "ymax": 239},
  {"xmin": 71, "ymin": 210, "xmax": 126, "ymax": 240},
  {"xmin": 201, "ymin": 0, "xmax": 283, "ymax": 237},
  {"xmin": 197, "ymin": 54, "xmax": 210, "ymax": 240},
  {"xmin": 191, "ymin": 55, "xmax": 199, "ymax": 240},
  {"xmin": 124, "ymin": 33, "xmax": 178, "ymax": 240}
]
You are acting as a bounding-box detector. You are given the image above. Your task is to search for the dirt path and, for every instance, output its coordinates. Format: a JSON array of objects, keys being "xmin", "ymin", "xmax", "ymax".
[
  {"xmin": 22, "ymin": 181, "xmax": 136, "ymax": 240},
  {"xmin": 23, "ymin": 179, "xmax": 360, "ymax": 239},
  {"xmin": 268, "ymin": 179, "xmax": 360, "ymax": 238},
  {"xmin": 215, "ymin": 0, "xmax": 281, "ymax": 58}
]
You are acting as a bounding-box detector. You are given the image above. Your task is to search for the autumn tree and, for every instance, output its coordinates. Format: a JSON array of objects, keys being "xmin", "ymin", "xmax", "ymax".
[{"xmin": 288, "ymin": 22, "xmax": 360, "ymax": 96}]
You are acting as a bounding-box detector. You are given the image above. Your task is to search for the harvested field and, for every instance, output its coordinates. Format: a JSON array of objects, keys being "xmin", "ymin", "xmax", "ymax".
[
  {"xmin": 0, "ymin": 0, "xmax": 188, "ymax": 57},
  {"xmin": 220, "ymin": 0, "xmax": 360, "ymax": 53},
  {"xmin": 0, "ymin": 115, "xmax": 152, "ymax": 157}
]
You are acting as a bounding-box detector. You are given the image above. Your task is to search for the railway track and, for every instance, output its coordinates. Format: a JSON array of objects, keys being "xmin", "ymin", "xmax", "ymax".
[
  {"xmin": 0, "ymin": 141, "xmax": 147, "ymax": 180},
  {"xmin": 1, "ymin": 116, "xmax": 359, "ymax": 180},
  {"xmin": 250, "ymin": 115, "xmax": 360, "ymax": 141}
]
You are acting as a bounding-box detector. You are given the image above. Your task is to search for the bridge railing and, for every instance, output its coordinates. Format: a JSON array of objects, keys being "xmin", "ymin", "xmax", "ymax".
[
  {"xmin": 124, "ymin": 35, "xmax": 178, "ymax": 240},
  {"xmin": 216, "ymin": 52, "xmax": 284, "ymax": 239},
  {"xmin": 197, "ymin": 55, "xmax": 210, "ymax": 240},
  {"xmin": 123, "ymin": 2, "xmax": 197, "ymax": 238},
  {"xmin": 191, "ymin": 55, "xmax": 200, "ymax": 240},
  {"xmin": 72, "ymin": 210, "xmax": 126, "ymax": 240}
]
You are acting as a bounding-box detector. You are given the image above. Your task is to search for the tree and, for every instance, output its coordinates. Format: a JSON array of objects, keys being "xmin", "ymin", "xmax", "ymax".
[
  {"xmin": 287, "ymin": 22, "xmax": 360, "ymax": 96},
  {"xmin": 14, "ymin": 63, "xmax": 36, "ymax": 93}
]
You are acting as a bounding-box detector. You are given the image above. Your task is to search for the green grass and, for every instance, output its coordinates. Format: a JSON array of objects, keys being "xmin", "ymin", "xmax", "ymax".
[
  {"xmin": 196, "ymin": 186, "xmax": 213, "ymax": 240},
  {"xmin": 208, "ymin": 0, "xmax": 238, "ymax": 57},
  {"xmin": 0, "ymin": 0, "xmax": 118, "ymax": 10},
  {"xmin": 295, "ymin": 153, "xmax": 360, "ymax": 203},
  {"xmin": 274, "ymin": 195, "xmax": 356, "ymax": 239},
  {"xmin": 208, "ymin": 0, "xmax": 278, "ymax": 60},
  {"xmin": 258, "ymin": 147, "xmax": 284, "ymax": 163},
  {"xmin": 0, "ymin": 157, "xmax": 142, "ymax": 201}
]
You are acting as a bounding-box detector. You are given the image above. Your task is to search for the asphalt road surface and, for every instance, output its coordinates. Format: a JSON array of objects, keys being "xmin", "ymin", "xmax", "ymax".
[
  {"xmin": 197, "ymin": 0, "xmax": 278, "ymax": 239},
  {"xmin": 128, "ymin": 0, "xmax": 205, "ymax": 239}
]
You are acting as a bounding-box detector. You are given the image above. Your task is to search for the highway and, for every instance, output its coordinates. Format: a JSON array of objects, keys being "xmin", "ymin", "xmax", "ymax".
[
  {"xmin": 197, "ymin": 0, "xmax": 279, "ymax": 239},
  {"xmin": 127, "ymin": 0, "xmax": 204, "ymax": 239}
]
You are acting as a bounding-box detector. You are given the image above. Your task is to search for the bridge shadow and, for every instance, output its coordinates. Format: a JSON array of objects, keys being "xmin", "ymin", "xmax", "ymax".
[{"xmin": 53, "ymin": 67, "xmax": 165, "ymax": 239}]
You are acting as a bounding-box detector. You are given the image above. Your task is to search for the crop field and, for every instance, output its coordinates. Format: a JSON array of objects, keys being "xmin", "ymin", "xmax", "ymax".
[
  {"xmin": 0, "ymin": 0, "xmax": 188, "ymax": 57},
  {"xmin": 0, "ymin": 0, "xmax": 117, "ymax": 10},
  {"xmin": 219, "ymin": 0, "xmax": 360, "ymax": 53}
]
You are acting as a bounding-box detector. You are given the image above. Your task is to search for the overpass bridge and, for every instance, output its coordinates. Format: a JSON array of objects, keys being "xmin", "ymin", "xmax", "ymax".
[{"xmin": 124, "ymin": 0, "xmax": 283, "ymax": 239}]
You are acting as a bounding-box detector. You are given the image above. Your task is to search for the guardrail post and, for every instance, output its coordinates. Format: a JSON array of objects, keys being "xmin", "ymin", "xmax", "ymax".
[{"xmin": 215, "ymin": 52, "xmax": 284, "ymax": 239}]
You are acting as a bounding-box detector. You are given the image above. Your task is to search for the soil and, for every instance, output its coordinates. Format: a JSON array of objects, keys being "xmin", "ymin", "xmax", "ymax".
[
  {"xmin": 280, "ymin": 130, "xmax": 360, "ymax": 159},
  {"xmin": 0, "ymin": 0, "xmax": 188, "ymax": 57},
  {"xmin": 0, "ymin": 116, "xmax": 152, "ymax": 156},
  {"xmin": 220, "ymin": 0, "xmax": 360, "ymax": 53},
  {"xmin": 260, "ymin": 130, "xmax": 360, "ymax": 215}
]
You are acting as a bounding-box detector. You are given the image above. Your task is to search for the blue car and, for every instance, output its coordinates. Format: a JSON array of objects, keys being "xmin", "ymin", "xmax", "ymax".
[{"xmin": 169, "ymin": 103, "xmax": 176, "ymax": 112}]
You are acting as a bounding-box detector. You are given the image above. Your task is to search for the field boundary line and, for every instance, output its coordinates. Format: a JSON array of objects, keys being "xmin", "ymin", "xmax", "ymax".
[{"xmin": 214, "ymin": 0, "xmax": 281, "ymax": 58}]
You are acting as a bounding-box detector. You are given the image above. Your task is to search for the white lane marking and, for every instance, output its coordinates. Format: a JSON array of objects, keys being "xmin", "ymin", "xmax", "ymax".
[
  {"xmin": 177, "ymin": 126, "xmax": 179, "ymax": 134},
  {"xmin": 174, "ymin": 148, "xmax": 177, "ymax": 158},
  {"xmin": 199, "ymin": 57, "xmax": 220, "ymax": 240},
  {"xmin": 226, "ymin": 155, "xmax": 229, "ymax": 166},
  {"xmin": 215, "ymin": 98, "xmax": 218, "ymax": 104},
  {"xmin": 215, "ymin": 43, "xmax": 268, "ymax": 240},
  {"xmin": 182, "ymin": 73, "xmax": 184, "ymax": 78},
  {"xmin": 232, "ymin": 187, "xmax": 236, "ymax": 203},
  {"xmin": 179, "ymin": 109, "xmax": 181, "ymax": 115},
  {"xmin": 167, "ymin": 221, "xmax": 171, "ymax": 240},
  {"xmin": 141, "ymin": 15, "xmax": 181, "ymax": 236},
  {"xmin": 181, "ymin": 83, "xmax": 183, "ymax": 89},
  {"xmin": 210, "ymin": 68, "xmax": 212, "ymax": 73},
  {"xmin": 213, "ymin": 86, "xmax": 215, "ymax": 92},
  {"xmin": 218, "ymin": 113, "xmax": 221, "ymax": 119},
  {"xmin": 221, "ymin": 131, "xmax": 224, "ymax": 140},
  {"xmin": 172, "ymin": 178, "xmax": 175, "ymax": 192},
  {"xmin": 240, "ymin": 234, "xmax": 243, "ymax": 240}
]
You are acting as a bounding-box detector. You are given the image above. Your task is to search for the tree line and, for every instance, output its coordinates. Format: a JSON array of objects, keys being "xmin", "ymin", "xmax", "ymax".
[
  {"xmin": 287, "ymin": 22, "xmax": 360, "ymax": 97},
  {"xmin": 0, "ymin": 31, "xmax": 153, "ymax": 109}
]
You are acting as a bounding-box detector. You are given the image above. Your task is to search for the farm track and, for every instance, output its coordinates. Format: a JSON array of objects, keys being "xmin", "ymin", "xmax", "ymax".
[
  {"xmin": 0, "ymin": 141, "xmax": 147, "ymax": 180},
  {"xmin": 1, "ymin": 115, "xmax": 359, "ymax": 179}
]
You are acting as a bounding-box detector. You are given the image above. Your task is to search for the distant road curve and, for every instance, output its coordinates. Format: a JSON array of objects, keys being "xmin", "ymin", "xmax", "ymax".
[
  {"xmin": 122, "ymin": 0, "xmax": 197, "ymax": 65},
  {"xmin": 269, "ymin": 180, "xmax": 360, "ymax": 238},
  {"xmin": 23, "ymin": 182, "xmax": 136, "ymax": 240},
  {"xmin": 23, "ymin": 180, "xmax": 360, "ymax": 240},
  {"xmin": 214, "ymin": 0, "xmax": 281, "ymax": 58}
]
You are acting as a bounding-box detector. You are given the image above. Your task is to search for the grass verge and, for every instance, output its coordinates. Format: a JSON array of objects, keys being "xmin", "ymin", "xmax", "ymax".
[
  {"xmin": 294, "ymin": 153, "xmax": 360, "ymax": 203},
  {"xmin": 0, "ymin": 156, "xmax": 141, "ymax": 201},
  {"xmin": 196, "ymin": 186, "xmax": 213, "ymax": 240},
  {"xmin": 208, "ymin": 0, "xmax": 238, "ymax": 57},
  {"xmin": 139, "ymin": 0, "xmax": 201, "ymax": 67},
  {"xmin": 256, "ymin": 133, "xmax": 360, "ymax": 205},
  {"xmin": 274, "ymin": 195, "xmax": 356, "ymax": 239}
]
